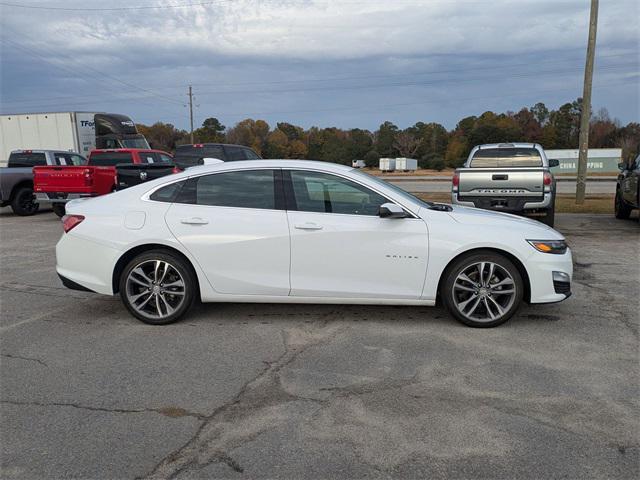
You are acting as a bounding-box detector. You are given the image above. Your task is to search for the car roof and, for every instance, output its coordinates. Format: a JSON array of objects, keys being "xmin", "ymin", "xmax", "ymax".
[
  {"xmin": 11, "ymin": 149, "xmax": 85, "ymax": 156},
  {"xmin": 175, "ymin": 143, "xmax": 253, "ymax": 149},
  {"xmin": 179, "ymin": 159, "xmax": 353, "ymax": 176},
  {"xmin": 89, "ymin": 149, "xmax": 171, "ymax": 155},
  {"xmin": 476, "ymin": 143, "xmax": 541, "ymax": 149}
]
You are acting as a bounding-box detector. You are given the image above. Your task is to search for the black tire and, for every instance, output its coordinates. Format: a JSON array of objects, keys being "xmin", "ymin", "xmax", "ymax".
[
  {"xmin": 539, "ymin": 204, "xmax": 555, "ymax": 227},
  {"xmin": 441, "ymin": 251, "xmax": 524, "ymax": 328},
  {"xmin": 52, "ymin": 204, "xmax": 66, "ymax": 217},
  {"xmin": 614, "ymin": 189, "xmax": 632, "ymax": 219},
  {"xmin": 11, "ymin": 186, "xmax": 39, "ymax": 216},
  {"xmin": 119, "ymin": 250, "xmax": 196, "ymax": 325}
]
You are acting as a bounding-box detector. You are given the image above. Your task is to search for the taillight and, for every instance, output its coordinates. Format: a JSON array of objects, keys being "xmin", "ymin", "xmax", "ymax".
[
  {"xmin": 62, "ymin": 214, "xmax": 84, "ymax": 233},
  {"xmin": 543, "ymin": 172, "xmax": 552, "ymax": 186},
  {"xmin": 172, "ymin": 166, "xmax": 181, "ymax": 174},
  {"xmin": 452, "ymin": 172, "xmax": 460, "ymax": 187}
]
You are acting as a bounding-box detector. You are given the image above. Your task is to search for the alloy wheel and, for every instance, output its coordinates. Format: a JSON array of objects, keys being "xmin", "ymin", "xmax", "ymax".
[
  {"xmin": 125, "ymin": 260, "xmax": 186, "ymax": 320},
  {"xmin": 452, "ymin": 261, "xmax": 517, "ymax": 323}
]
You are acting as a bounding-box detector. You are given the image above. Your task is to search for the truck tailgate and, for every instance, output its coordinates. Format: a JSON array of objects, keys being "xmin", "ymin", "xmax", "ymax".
[
  {"xmin": 457, "ymin": 168, "xmax": 544, "ymax": 197},
  {"xmin": 116, "ymin": 164, "xmax": 176, "ymax": 190},
  {"xmin": 33, "ymin": 166, "xmax": 94, "ymax": 193}
]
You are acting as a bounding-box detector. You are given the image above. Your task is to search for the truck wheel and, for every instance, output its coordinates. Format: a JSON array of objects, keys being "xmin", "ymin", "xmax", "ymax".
[
  {"xmin": 11, "ymin": 187, "xmax": 39, "ymax": 216},
  {"xmin": 119, "ymin": 250, "xmax": 196, "ymax": 325},
  {"xmin": 441, "ymin": 251, "xmax": 524, "ymax": 328},
  {"xmin": 539, "ymin": 205, "xmax": 555, "ymax": 227},
  {"xmin": 52, "ymin": 204, "xmax": 66, "ymax": 217},
  {"xmin": 614, "ymin": 189, "xmax": 631, "ymax": 219}
]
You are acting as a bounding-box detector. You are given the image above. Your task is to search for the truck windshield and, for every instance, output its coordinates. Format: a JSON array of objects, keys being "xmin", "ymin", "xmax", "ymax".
[
  {"xmin": 121, "ymin": 137, "xmax": 150, "ymax": 149},
  {"xmin": 90, "ymin": 152, "xmax": 133, "ymax": 166},
  {"xmin": 470, "ymin": 148, "xmax": 542, "ymax": 168}
]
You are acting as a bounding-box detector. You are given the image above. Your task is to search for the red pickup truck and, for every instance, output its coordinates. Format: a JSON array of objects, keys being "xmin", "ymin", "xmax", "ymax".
[{"xmin": 34, "ymin": 149, "xmax": 176, "ymax": 216}]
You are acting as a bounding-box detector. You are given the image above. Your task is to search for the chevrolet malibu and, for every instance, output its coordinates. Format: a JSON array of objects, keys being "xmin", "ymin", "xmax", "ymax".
[{"xmin": 56, "ymin": 160, "xmax": 572, "ymax": 327}]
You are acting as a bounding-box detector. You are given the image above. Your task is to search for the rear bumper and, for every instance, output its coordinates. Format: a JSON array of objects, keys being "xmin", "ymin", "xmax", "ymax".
[
  {"xmin": 56, "ymin": 232, "xmax": 120, "ymax": 295},
  {"xmin": 452, "ymin": 191, "xmax": 553, "ymax": 211},
  {"xmin": 36, "ymin": 192, "xmax": 94, "ymax": 204}
]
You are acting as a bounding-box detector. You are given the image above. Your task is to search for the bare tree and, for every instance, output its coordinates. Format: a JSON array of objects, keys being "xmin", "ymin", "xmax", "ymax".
[{"xmin": 393, "ymin": 131, "xmax": 421, "ymax": 157}]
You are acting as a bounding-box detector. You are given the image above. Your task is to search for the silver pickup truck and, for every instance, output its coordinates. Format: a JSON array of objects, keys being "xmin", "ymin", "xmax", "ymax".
[
  {"xmin": 0, "ymin": 149, "xmax": 86, "ymax": 216},
  {"xmin": 451, "ymin": 143, "xmax": 559, "ymax": 226}
]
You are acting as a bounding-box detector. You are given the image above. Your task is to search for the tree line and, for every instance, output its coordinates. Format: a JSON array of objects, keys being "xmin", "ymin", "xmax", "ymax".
[{"xmin": 137, "ymin": 97, "xmax": 640, "ymax": 169}]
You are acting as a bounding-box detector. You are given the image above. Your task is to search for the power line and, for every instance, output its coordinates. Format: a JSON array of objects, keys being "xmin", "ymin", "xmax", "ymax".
[
  {"xmin": 0, "ymin": 36, "xmax": 186, "ymax": 107},
  {"xmin": 1, "ymin": 52, "xmax": 631, "ymax": 106}
]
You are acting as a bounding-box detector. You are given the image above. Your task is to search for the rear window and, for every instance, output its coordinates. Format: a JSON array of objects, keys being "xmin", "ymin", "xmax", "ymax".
[
  {"xmin": 8, "ymin": 152, "xmax": 46, "ymax": 168},
  {"xmin": 470, "ymin": 148, "xmax": 543, "ymax": 168},
  {"xmin": 90, "ymin": 152, "xmax": 133, "ymax": 166},
  {"xmin": 176, "ymin": 145, "xmax": 225, "ymax": 159}
]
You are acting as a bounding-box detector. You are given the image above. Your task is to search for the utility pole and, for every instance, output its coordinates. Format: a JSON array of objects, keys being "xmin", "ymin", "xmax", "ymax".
[
  {"xmin": 188, "ymin": 85, "xmax": 194, "ymax": 144},
  {"xmin": 576, "ymin": 0, "xmax": 598, "ymax": 204}
]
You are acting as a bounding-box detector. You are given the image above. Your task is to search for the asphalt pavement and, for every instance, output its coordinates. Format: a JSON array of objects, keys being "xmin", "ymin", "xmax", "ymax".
[{"xmin": 1, "ymin": 210, "xmax": 638, "ymax": 479}]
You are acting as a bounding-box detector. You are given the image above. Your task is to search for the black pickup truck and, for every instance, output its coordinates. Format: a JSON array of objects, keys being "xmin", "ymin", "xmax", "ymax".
[{"xmin": 615, "ymin": 153, "xmax": 640, "ymax": 220}]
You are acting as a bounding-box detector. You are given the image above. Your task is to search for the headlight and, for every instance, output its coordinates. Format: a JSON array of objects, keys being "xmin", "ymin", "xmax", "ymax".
[{"xmin": 527, "ymin": 239, "xmax": 568, "ymax": 254}]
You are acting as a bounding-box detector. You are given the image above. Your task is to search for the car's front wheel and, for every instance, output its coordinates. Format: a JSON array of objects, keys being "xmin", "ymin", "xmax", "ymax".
[
  {"xmin": 119, "ymin": 250, "xmax": 196, "ymax": 325},
  {"xmin": 441, "ymin": 252, "xmax": 524, "ymax": 328}
]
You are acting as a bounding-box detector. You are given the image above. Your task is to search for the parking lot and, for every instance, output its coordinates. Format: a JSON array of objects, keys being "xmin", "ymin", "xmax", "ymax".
[{"xmin": 1, "ymin": 210, "xmax": 638, "ymax": 479}]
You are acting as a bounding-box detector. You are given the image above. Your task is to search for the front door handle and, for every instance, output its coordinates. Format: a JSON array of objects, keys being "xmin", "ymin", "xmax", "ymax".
[
  {"xmin": 295, "ymin": 222, "xmax": 323, "ymax": 230},
  {"xmin": 181, "ymin": 217, "xmax": 209, "ymax": 225}
]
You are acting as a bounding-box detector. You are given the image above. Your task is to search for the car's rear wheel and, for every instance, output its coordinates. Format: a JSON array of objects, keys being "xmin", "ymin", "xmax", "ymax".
[
  {"xmin": 52, "ymin": 204, "xmax": 65, "ymax": 217},
  {"xmin": 441, "ymin": 252, "xmax": 524, "ymax": 328},
  {"xmin": 119, "ymin": 250, "xmax": 196, "ymax": 325},
  {"xmin": 614, "ymin": 189, "xmax": 631, "ymax": 219},
  {"xmin": 11, "ymin": 187, "xmax": 39, "ymax": 216}
]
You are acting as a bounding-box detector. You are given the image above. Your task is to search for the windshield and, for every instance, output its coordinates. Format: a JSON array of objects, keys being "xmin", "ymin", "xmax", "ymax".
[
  {"xmin": 470, "ymin": 148, "xmax": 542, "ymax": 167},
  {"xmin": 121, "ymin": 137, "xmax": 150, "ymax": 149},
  {"xmin": 352, "ymin": 170, "xmax": 434, "ymax": 208}
]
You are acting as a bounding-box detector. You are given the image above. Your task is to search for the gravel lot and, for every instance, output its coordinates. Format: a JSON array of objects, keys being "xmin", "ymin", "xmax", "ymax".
[{"xmin": 1, "ymin": 210, "xmax": 638, "ymax": 479}]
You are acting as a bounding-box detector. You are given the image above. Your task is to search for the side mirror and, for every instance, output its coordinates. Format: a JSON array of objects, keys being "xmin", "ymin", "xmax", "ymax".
[
  {"xmin": 548, "ymin": 159, "xmax": 560, "ymax": 168},
  {"xmin": 618, "ymin": 162, "xmax": 627, "ymax": 170},
  {"xmin": 379, "ymin": 202, "xmax": 407, "ymax": 218}
]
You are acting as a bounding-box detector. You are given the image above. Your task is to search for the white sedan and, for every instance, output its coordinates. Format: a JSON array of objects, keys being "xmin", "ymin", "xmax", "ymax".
[{"xmin": 56, "ymin": 160, "xmax": 573, "ymax": 327}]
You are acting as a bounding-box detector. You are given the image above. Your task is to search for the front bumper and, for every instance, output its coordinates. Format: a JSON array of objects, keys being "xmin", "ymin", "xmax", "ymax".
[
  {"xmin": 36, "ymin": 192, "xmax": 94, "ymax": 204},
  {"xmin": 527, "ymin": 248, "xmax": 573, "ymax": 304}
]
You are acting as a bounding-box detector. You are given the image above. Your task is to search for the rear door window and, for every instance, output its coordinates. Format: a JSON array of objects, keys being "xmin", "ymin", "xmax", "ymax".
[
  {"xmin": 54, "ymin": 153, "xmax": 87, "ymax": 166},
  {"xmin": 138, "ymin": 152, "xmax": 158, "ymax": 164},
  {"xmin": 243, "ymin": 148, "xmax": 261, "ymax": 160},
  {"xmin": 8, "ymin": 152, "xmax": 46, "ymax": 167},
  {"xmin": 470, "ymin": 148, "xmax": 543, "ymax": 168},
  {"xmin": 225, "ymin": 147, "xmax": 246, "ymax": 161},
  {"xmin": 89, "ymin": 152, "xmax": 133, "ymax": 166},
  {"xmin": 176, "ymin": 170, "xmax": 277, "ymax": 210}
]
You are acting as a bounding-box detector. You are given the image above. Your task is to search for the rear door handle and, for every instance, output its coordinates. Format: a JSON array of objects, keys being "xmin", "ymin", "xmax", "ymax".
[
  {"xmin": 295, "ymin": 222, "xmax": 323, "ymax": 230},
  {"xmin": 181, "ymin": 217, "xmax": 209, "ymax": 225}
]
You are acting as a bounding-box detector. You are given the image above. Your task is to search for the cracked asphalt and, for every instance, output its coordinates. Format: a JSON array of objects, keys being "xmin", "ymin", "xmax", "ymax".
[{"xmin": 1, "ymin": 210, "xmax": 638, "ymax": 479}]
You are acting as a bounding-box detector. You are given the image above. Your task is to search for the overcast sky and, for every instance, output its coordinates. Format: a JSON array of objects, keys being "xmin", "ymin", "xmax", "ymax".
[{"xmin": 0, "ymin": 0, "xmax": 638, "ymax": 131}]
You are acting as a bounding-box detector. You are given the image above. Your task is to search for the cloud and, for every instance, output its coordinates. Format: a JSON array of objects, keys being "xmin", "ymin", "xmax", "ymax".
[{"xmin": 0, "ymin": 0, "xmax": 638, "ymax": 130}]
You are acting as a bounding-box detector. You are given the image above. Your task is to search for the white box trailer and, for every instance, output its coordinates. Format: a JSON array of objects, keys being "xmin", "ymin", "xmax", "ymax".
[
  {"xmin": 379, "ymin": 158, "xmax": 396, "ymax": 172},
  {"xmin": 0, "ymin": 112, "xmax": 100, "ymax": 165},
  {"xmin": 395, "ymin": 157, "xmax": 418, "ymax": 171}
]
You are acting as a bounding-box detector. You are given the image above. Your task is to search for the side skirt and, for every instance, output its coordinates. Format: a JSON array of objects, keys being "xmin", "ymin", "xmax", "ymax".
[{"xmin": 199, "ymin": 294, "xmax": 436, "ymax": 306}]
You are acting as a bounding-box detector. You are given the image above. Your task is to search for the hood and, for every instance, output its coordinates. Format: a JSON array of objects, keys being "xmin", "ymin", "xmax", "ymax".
[{"xmin": 445, "ymin": 205, "xmax": 564, "ymax": 239}]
